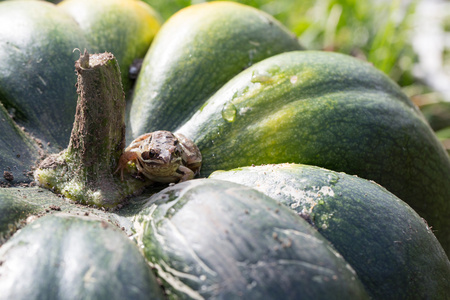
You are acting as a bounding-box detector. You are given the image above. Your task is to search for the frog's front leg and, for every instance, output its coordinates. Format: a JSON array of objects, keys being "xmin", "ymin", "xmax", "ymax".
[
  {"xmin": 115, "ymin": 151, "xmax": 139, "ymax": 180},
  {"xmin": 178, "ymin": 165, "xmax": 195, "ymax": 182}
]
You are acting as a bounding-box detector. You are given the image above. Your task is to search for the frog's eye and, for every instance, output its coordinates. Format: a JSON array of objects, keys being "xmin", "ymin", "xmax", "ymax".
[
  {"xmin": 141, "ymin": 151, "xmax": 150, "ymax": 160},
  {"xmin": 142, "ymin": 150, "xmax": 158, "ymax": 160}
]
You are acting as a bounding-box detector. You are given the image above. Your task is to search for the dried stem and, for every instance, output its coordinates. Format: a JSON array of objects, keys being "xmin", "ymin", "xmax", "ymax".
[{"xmin": 35, "ymin": 51, "xmax": 149, "ymax": 208}]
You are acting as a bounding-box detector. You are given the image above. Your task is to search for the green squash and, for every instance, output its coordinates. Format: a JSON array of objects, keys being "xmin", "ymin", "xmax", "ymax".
[
  {"xmin": 0, "ymin": 186, "xmax": 141, "ymax": 247},
  {"xmin": 0, "ymin": 0, "xmax": 161, "ymax": 184},
  {"xmin": 128, "ymin": 1, "xmax": 303, "ymax": 138},
  {"xmin": 136, "ymin": 178, "xmax": 369, "ymax": 299},
  {"xmin": 210, "ymin": 164, "xmax": 450, "ymax": 299},
  {"xmin": 58, "ymin": 0, "xmax": 163, "ymax": 91},
  {"xmin": 1, "ymin": 1, "xmax": 449, "ymax": 299},
  {"xmin": 0, "ymin": 213, "xmax": 164, "ymax": 300},
  {"xmin": 0, "ymin": 103, "xmax": 40, "ymax": 184},
  {"xmin": 171, "ymin": 50, "xmax": 450, "ymax": 254},
  {"xmin": 0, "ymin": 188, "xmax": 43, "ymax": 244},
  {"xmin": 0, "ymin": 0, "xmax": 89, "ymax": 148}
]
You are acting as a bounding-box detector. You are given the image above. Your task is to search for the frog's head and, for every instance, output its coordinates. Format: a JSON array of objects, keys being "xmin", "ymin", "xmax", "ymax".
[
  {"xmin": 141, "ymin": 147, "xmax": 181, "ymax": 165},
  {"xmin": 139, "ymin": 131, "xmax": 182, "ymax": 166}
]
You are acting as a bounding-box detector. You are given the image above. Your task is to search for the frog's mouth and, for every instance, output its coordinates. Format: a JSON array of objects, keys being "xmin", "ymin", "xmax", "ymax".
[
  {"xmin": 145, "ymin": 160, "xmax": 166, "ymax": 166},
  {"xmin": 142, "ymin": 156, "xmax": 182, "ymax": 166}
]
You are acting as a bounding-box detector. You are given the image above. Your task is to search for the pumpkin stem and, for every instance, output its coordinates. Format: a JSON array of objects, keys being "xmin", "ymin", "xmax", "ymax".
[{"xmin": 34, "ymin": 52, "xmax": 150, "ymax": 208}]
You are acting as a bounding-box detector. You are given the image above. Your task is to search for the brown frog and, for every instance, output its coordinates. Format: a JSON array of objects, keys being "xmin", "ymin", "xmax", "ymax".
[{"xmin": 115, "ymin": 131, "xmax": 202, "ymax": 183}]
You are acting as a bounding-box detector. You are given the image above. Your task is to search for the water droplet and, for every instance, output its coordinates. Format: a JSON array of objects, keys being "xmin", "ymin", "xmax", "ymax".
[
  {"xmin": 222, "ymin": 102, "xmax": 237, "ymax": 122},
  {"xmin": 251, "ymin": 70, "xmax": 272, "ymax": 83},
  {"xmin": 239, "ymin": 106, "xmax": 252, "ymax": 115},
  {"xmin": 327, "ymin": 173, "xmax": 339, "ymax": 185}
]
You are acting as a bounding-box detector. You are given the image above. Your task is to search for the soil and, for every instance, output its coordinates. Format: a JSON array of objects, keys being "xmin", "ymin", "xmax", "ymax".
[
  {"xmin": 38, "ymin": 153, "xmax": 62, "ymax": 169},
  {"xmin": 49, "ymin": 205, "xmax": 61, "ymax": 211},
  {"xmin": 3, "ymin": 171, "xmax": 14, "ymax": 181}
]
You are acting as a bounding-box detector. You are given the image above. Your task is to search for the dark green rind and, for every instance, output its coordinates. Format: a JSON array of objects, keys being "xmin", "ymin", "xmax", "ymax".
[
  {"xmin": 0, "ymin": 188, "xmax": 42, "ymax": 245},
  {"xmin": 128, "ymin": 1, "xmax": 302, "ymax": 139},
  {"xmin": 0, "ymin": 1, "xmax": 89, "ymax": 149},
  {"xmin": 210, "ymin": 164, "xmax": 450, "ymax": 300},
  {"xmin": 0, "ymin": 214, "xmax": 164, "ymax": 300},
  {"xmin": 0, "ymin": 187, "xmax": 148, "ymax": 247},
  {"xmin": 58, "ymin": 0, "xmax": 163, "ymax": 92},
  {"xmin": 138, "ymin": 179, "xmax": 369, "ymax": 300},
  {"xmin": 0, "ymin": 103, "xmax": 39, "ymax": 184},
  {"xmin": 177, "ymin": 50, "xmax": 450, "ymax": 254}
]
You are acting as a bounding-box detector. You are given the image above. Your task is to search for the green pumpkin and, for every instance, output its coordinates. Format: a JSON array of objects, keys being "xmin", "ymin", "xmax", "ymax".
[
  {"xmin": 0, "ymin": 213, "xmax": 164, "ymax": 299},
  {"xmin": 129, "ymin": 44, "xmax": 450, "ymax": 254},
  {"xmin": 1, "ymin": 1, "xmax": 449, "ymax": 299},
  {"xmin": 0, "ymin": 0, "xmax": 89, "ymax": 149},
  {"xmin": 128, "ymin": 1, "xmax": 303, "ymax": 137},
  {"xmin": 210, "ymin": 164, "xmax": 450, "ymax": 299},
  {"xmin": 58, "ymin": 0, "xmax": 163, "ymax": 91},
  {"xmin": 0, "ymin": 0, "xmax": 161, "ymax": 152},
  {"xmin": 170, "ymin": 50, "xmax": 450, "ymax": 253},
  {"xmin": 138, "ymin": 178, "xmax": 370, "ymax": 299}
]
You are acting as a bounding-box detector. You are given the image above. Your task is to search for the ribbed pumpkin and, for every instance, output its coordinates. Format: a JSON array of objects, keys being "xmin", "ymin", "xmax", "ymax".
[{"xmin": 1, "ymin": 2, "xmax": 449, "ymax": 299}]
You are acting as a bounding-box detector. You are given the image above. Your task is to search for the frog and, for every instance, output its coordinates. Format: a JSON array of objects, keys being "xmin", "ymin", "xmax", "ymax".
[{"xmin": 115, "ymin": 130, "xmax": 202, "ymax": 183}]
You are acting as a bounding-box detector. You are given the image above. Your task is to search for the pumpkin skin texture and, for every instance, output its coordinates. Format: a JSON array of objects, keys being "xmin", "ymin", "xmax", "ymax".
[
  {"xmin": 176, "ymin": 50, "xmax": 450, "ymax": 254},
  {"xmin": 0, "ymin": 187, "xmax": 141, "ymax": 246},
  {"xmin": 0, "ymin": 0, "xmax": 162, "ymax": 185},
  {"xmin": 1, "ymin": 2, "xmax": 449, "ymax": 298},
  {"xmin": 0, "ymin": 1, "xmax": 89, "ymax": 148},
  {"xmin": 128, "ymin": 1, "xmax": 303, "ymax": 138},
  {"xmin": 138, "ymin": 179, "xmax": 369, "ymax": 299},
  {"xmin": 0, "ymin": 103, "xmax": 40, "ymax": 184},
  {"xmin": 210, "ymin": 164, "xmax": 450, "ymax": 300},
  {"xmin": 58, "ymin": 0, "xmax": 163, "ymax": 91},
  {"xmin": 0, "ymin": 188, "xmax": 42, "ymax": 245},
  {"xmin": 0, "ymin": 0, "xmax": 161, "ymax": 151},
  {"xmin": 0, "ymin": 214, "xmax": 165, "ymax": 300}
]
